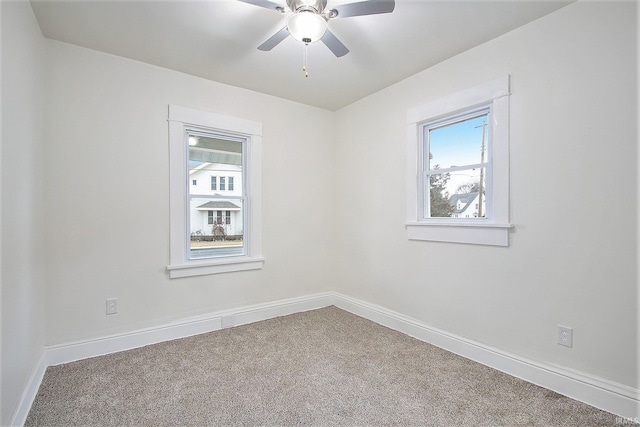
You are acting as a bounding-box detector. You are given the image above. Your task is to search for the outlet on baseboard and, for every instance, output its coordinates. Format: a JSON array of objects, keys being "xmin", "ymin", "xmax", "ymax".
[
  {"xmin": 106, "ymin": 298, "xmax": 118, "ymax": 315},
  {"xmin": 557, "ymin": 325, "xmax": 573, "ymax": 347}
]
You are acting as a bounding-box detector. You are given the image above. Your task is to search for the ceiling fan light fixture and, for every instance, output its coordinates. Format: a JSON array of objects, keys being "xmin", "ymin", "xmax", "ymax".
[{"xmin": 287, "ymin": 11, "xmax": 327, "ymax": 44}]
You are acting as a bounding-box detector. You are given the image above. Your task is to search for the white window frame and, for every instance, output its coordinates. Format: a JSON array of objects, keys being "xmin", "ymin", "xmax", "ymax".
[
  {"xmin": 167, "ymin": 105, "xmax": 264, "ymax": 278},
  {"xmin": 406, "ymin": 76, "xmax": 513, "ymax": 246}
]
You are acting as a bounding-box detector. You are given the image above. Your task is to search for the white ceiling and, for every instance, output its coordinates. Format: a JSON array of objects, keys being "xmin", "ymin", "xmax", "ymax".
[{"xmin": 30, "ymin": 0, "xmax": 572, "ymax": 111}]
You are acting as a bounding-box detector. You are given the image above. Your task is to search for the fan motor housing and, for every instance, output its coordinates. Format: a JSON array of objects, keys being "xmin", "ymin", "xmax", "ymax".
[{"xmin": 286, "ymin": 0, "xmax": 327, "ymax": 14}]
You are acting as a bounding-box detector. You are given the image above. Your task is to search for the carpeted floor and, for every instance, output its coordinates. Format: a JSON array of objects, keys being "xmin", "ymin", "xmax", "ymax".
[{"xmin": 26, "ymin": 306, "xmax": 619, "ymax": 426}]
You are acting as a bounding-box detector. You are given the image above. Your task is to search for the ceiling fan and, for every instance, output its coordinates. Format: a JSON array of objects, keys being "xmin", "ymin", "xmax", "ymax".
[{"xmin": 238, "ymin": 0, "xmax": 395, "ymax": 58}]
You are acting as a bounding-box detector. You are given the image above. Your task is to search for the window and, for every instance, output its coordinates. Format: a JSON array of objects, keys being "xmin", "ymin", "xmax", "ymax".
[
  {"xmin": 423, "ymin": 111, "xmax": 489, "ymax": 219},
  {"xmin": 167, "ymin": 105, "xmax": 264, "ymax": 278},
  {"xmin": 228, "ymin": 177, "xmax": 234, "ymax": 191},
  {"xmin": 192, "ymin": 179, "xmax": 197, "ymax": 186},
  {"xmin": 188, "ymin": 134, "xmax": 245, "ymax": 260},
  {"xmin": 406, "ymin": 76, "xmax": 512, "ymax": 246}
]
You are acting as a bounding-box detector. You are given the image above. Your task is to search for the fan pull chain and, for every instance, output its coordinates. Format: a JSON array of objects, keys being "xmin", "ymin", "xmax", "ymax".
[{"xmin": 302, "ymin": 38, "xmax": 310, "ymax": 78}]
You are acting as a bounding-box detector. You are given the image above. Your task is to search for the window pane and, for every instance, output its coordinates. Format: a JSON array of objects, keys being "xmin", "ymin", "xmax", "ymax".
[
  {"xmin": 428, "ymin": 114, "xmax": 488, "ymax": 170},
  {"xmin": 189, "ymin": 197, "xmax": 244, "ymax": 259},
  {"xmin": 427, "ymin": 168, "xmax": 486, "ymax": 218},
  {"xmin": 424, "ymin": 112, "xmax": 489, "ymax": 220},
  {"xmin": 189, "ymin": 135, "xmax": 243, "ymax": 196},
  {"xmin": 188, "ymin": 133, "xmax": 244, "ymax": 259}
]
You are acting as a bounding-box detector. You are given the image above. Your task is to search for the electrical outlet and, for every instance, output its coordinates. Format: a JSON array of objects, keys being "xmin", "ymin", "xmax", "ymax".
[
  {"xmin": 558, "ymin": 325, "xmax": 573, "ymax": 347},
  {"xmin": 106, "ymin": 298, "xmax": 118, "ymax": 315}
]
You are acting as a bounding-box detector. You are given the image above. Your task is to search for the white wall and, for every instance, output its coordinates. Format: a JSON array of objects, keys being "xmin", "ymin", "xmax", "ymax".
[
  {"xmin": 333, "ymin": 1, "xmax": 637, "ymax": 389},
  {"xmin": 0, "ymin": 0, "xmax": 46, "ymax": 423},
  {"xmin": 42, "ymin": 40, "xmax": 336, "ymax": 345}
]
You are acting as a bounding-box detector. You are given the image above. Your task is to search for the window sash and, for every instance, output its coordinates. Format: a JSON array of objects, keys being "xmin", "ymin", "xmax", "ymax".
[
  {"xmin": 419, "ymin": 108, "xmax": 492, "ymax": 221},
  {"xmin": 186, "ymin": 127, "xmax": 246, "ymax": 261}
]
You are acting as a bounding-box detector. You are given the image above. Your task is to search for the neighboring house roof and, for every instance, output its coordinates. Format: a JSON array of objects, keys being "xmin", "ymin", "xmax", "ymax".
[
  {"xmin": 189, "ymin": 161, "xmax": 208, "ymax": 173},
  {"xmin": 189, "ymin": 161, "xmax": 242, "ymax": 175},
  {"xmin": 196, "ymin": 201, "xmax": 241, "ymax": 211},
  {"xmin": 449, "ymin": 191, "xmax": 479, "ymax": 214}
]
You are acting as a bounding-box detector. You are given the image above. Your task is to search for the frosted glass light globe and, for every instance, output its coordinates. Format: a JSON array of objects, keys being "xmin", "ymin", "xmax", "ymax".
[{"xmin": 287, "ymin": 11, "xmax": 327, "ymax": 44}]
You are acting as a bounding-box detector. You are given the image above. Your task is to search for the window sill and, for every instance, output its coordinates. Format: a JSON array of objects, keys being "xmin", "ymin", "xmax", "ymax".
[
  {"xmin": 406, "ymin": 222, "xmax": 513, "ymax": 246},
  {"xmin": 167, "ymin": 256, "xmax": 265, "ymax": 279}
]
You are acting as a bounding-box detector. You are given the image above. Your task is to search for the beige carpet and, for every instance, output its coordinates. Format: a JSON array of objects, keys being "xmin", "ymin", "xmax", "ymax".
[{"xmin": 26, "ymin": 306, "xmax": 618, "ymax": 426}]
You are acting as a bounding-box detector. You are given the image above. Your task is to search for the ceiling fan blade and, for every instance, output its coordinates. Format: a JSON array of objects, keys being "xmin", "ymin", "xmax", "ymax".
[
  {"xmin": 237, "ymin": 0, "xmax": 286, "ymax": 13},
  {"xmin": 332, "ymin": 0, "xmax": 395, "ymax": 18},
  {"xmin": 321, "ymin": 29, "xmax": 349, "ymax": 57},
  {"xmin": 258, "ymin": 26, "xmax": 290, "ymax": 51}
]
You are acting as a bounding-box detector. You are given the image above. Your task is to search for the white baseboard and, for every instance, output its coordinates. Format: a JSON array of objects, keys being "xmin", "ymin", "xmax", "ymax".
[
  {"xmin": 46, "ymin": 292, "xmax": 335, "ymax": 366},
  {"xmin": 331, "ymin": 293, "xmax": 640, "ymax": 421},
  {"xmin": 8, "ymin": 354, "xmax": 47, "ymax": 427},
  {"xmin": 220, "ymin": 292, "xmax": 335, "ymax": 328},
  {"xmin": 13, "ymin": 291, "xmax": 638, "ymax": 425}
]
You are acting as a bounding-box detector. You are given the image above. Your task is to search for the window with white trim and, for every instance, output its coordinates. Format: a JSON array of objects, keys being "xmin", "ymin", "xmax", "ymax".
[
  {"xmin": 406, "ymin": 76, "xmax": 513, "ymax": 246},
  {"xmin": 167, "ymin": 105, "xmax": 264, "ymax": 278}
]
